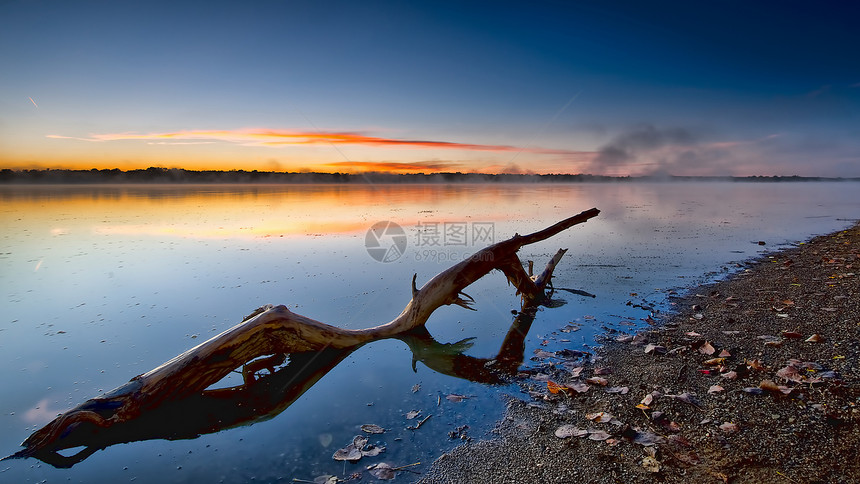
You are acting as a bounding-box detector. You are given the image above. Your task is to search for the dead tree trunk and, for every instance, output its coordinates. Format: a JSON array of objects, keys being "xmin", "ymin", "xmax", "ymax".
[{"xmin": 8, "ymin": 208, "xmax": 599, "ymax": 464}]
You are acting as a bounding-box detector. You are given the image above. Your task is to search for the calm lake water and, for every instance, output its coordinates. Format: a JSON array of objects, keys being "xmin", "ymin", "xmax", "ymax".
[{"xmin": 1, "ymin": 182, "xmax": 858, "ymax": 482}]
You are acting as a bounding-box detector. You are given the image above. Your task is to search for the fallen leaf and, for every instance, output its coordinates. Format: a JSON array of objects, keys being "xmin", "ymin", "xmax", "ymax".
[
  {"xmin": 747, "ymin": 359, "xmax": 767, "ymax": 371},
  {"xmin": 446, "ymin": 394, "xmax": 468, "ymax": 402},
  {"xmin": 781, "ymin": 330, "xmax": 803, "ymax": 339},
  {"xmin": 685, "ymin": 331, "xmax": 702, "ymax": 337},
  {"xmin": 353, "ymin": 435, "xmax": 368, "ymax": 449},
  {"xmin": 586, "ymin": 377, "xmax": 608, "ymax": 386},
  {"xmin": 776, "ymin": 365, "xmax": 802, "ymax": 382},
  {"xmin": 806, "ymin": 334, "xmax": 823, "ymax": 343},
  {"xmin": 708, "ymin": 385, "xmax": 724, "ymax": 394},
  {"xmin": 699, "ymin": 341, "xmax": 716, "ymax": 355},
  {"xmin": 555, "ymin": 425, "xmax": 588, "ymax": 438},
  {"xmin": 586, "ymin": 411, "xmax": 615, "ymax": 423},
  {"xmin": 314, "ymin": 475, "xmax": 338, "ymax": 484},
  {"xmin": 333, "ymin": 444, "xmax": 362, "ymax": 462},
  {"xmin": 641, "ymin": 392, "xmax": 658, "ymax": 406},
  {"xmin": 644, "ymin": 343, "xmax": 666, "ymax": 355},
  {"xmin": 547, "ymin": 380, "xmax": 564, "ymax": 394},
  {"xmin": 718, "ymin": 349, "xmax": 731, "ymax": 358},
  {"xmin": 703, "ymin": 357, "xmax": 726, "ymax": 366},
  {"xmin": 533, "ymin": 349, "xmax": 555, "ymax": 359},
  {"xmin": 606, "ymin": 386, "xmax": 629, "ymax": 394},
  {"xmin": 720, "ymin": 370, "xmax": 738, "ymax": 380},
  {"xmin": 670, "ymin": 392, "xmax": 702, "ymax": 408},
  {"xmin": 719, "ymin": 422, "xmax": 739, "ymax": 434},
  {"xmin": 588, "ymin": 429, "xmax": 612, "ymax": 441},
  {"xmin": 569, "ymin": 382, "xmax": 590, "ymax": 393},
  {"xmin": 405, "ymin": 410, "xmax": 421, "ymax": 420},
  {"xmin": 635, "ymin": 403, "xmax": 650, "ymax": 410},
  {"xmin": 411, "ymin": 384, "xmax": 421, "ymax": 393},
  {"xmin": 759, "ymin": 380, "xmax": 781, "ymax": 393},
  {"xmin": 361, "ymin": 444, "xmax": 385, "ymax": 457},
  {"xmin": 367, "ymin": 463, "xmax": 396, "ymax": 480},
  {"xmin": 569, "ymin": 366, "xmax": 584, "ymax": 377},
  {"xmin": 632, "ymin": 430, "xmax": 665, "ymax": 446},
  {"xmin": 594, "ymin": 367, "xmax": 613, "ymax": 375},
  {"xmin": 361, "ymin": 424, "xmax": 386, "ymax": 434}
]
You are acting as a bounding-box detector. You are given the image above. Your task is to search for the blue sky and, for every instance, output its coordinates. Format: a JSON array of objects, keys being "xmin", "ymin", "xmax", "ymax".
[{"xmin": 1, "ymin": 0, "xmax": 858, "ymax": 176}]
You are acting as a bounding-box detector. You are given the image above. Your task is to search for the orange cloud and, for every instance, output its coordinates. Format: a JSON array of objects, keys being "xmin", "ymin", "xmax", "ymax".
[
  {"xmin": 323, "ymin": 160, "xmax": 461, "ymax": 173},
  {"xmin": 46, "ymin": 128, "xmax": 587, "ymax": 156}
]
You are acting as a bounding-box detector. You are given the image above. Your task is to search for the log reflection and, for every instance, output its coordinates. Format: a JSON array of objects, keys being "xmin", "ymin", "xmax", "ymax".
[{"xmin": 7, "ymin": 304, "xmax": 567, "ymax": 468}]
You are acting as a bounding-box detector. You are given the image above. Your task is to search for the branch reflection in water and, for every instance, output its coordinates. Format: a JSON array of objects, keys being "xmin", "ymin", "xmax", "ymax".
[{"xmin": 15, "ymin": 301, "xmax": 578, "ymax": 468}]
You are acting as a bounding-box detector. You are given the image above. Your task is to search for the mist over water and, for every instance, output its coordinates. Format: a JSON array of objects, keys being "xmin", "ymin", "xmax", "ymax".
[{"xmin": 1, "ymin": 182, "xmax": 858, "ymax": 482}]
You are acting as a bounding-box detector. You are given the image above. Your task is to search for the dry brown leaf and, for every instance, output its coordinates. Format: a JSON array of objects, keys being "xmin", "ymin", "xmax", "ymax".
[
  {"xmin": 670, "ymin": 392, "xmax": 702, "ymax": 407},
  {"xmin": 586, "ymin": 411, "xmax": 615, "ymax": 423},
  {"xmin": 547, "ymin": 380, "xmax": 564, "ymax": 394},
  {"xmin": 594, "ymin": 367, "xmax": 613, "ymax": 375},
  {"xmin": 361, "ymin": 424, "xmax": 385, "ymax": 434},
  {"xmin": 759, "ymin": 380, "xmax": 781, "ymax": 393},
  {"xmin": 405, "ymin": 410, "xmax": 421, "ymax": 420},
  {"xmin": 703, "ymin": 357, "xmax": 726, "ymax": 366},
  {"xmin": 699, "ymin": 341, "xmax": 716, "ymax": 355},
  {"xmin": 367, "ymin": 463, "xmax": 396, "ymax": 480},
  {"xmin": 776, "ymin": 365, "xmax": 802, "ymax": 382},
  {"xmin": 588, "ymin": 429, "xmax": 611, "ymax": 441},
  {"xmin": 533, "ymin": 349, "xmax": 555, "ymax": 359},
  {"xmin": 747, "ymin": 359, "xmax": 767, "ymax": 371},
  {"xmin": 720, "ymin": 370, "xmax": 738, "ymax": 380},
  {"xmin": 632, "ymin": 429, "xmax": 665, "ymax": 446},
  {"xmin": 719, "ymin": 422, "xmax": 739, "ymax": 434},
  {"xmin": 446, "ymin": 394, "xmax": 468, "ymax": 402},
  {"xmin": 708, "ymin": 385, "xmax": 724, "ymax": 394},
  {"xmin": 806, "ymin": 333, "xmax": 823, "ymax": 343},
  {"xmin": 555, "ymin": 424, "xmax": 588, "ymax": 438},
  {"xmin": 641, "ymin": 393, "xmax": 655, "ymax": 406},
  {"xmin": 644, "ymin": 343, "xmax": 666, "ymax": 355},
  {"xmin": 782, "ymin": 330, "xmax": 803, "ymax": 339},
  {"xmin": 569, "ymin": 382, "xmax": 590, "ymax": 393},
  {"xmin": 586, "ymin": 376, "xmax": 608, "ymax": 386},
  {"xmin": 606, "ymin": 386, "xmax": 629, "ymax": 394}
]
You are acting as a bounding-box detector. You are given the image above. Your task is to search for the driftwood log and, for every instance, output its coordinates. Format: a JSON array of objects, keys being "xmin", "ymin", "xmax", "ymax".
[{"xmin": 5, "ymin": 208, "xmax": 599, "ymax": 467}]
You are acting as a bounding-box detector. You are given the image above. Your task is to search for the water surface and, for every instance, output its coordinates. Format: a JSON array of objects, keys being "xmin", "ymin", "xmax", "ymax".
[{"xmin": 1, "ymin": 182, "xmax": 858, "ymax": 482}]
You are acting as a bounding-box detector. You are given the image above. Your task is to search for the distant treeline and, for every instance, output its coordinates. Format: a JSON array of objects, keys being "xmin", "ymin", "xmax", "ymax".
[{"xmin": 0, "ymin": 168, "xmax": 856, "ymax": 184}]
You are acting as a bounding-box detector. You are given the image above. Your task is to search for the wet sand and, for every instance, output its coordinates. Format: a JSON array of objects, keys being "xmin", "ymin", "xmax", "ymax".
[{"xmin": 421, "ymin": 222, "xmax": 859, "ymax": 483}]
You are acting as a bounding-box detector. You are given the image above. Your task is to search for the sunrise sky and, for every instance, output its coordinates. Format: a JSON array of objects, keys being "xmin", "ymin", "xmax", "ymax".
[{"xmin": 1, "ymin": 1, "xmax": 858, "ymax": 176}]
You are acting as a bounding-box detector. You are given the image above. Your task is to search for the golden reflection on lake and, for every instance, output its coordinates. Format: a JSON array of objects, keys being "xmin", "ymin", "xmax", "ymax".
[{"xmin": 1, "ymin": 184, "xmax": 592, "ymax": 239}]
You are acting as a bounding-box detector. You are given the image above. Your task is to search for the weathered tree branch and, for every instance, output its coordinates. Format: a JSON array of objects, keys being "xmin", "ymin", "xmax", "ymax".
[{"xmin": 6, "ymin": 208, "xmax": 599, "ymax": 466}]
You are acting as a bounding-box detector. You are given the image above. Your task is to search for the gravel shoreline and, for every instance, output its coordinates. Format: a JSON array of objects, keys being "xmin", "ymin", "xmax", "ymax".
[{"xmin": 420, "ymin": 223, "xmax": 860, "ymax": 483}]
